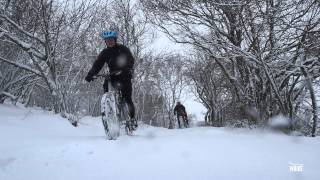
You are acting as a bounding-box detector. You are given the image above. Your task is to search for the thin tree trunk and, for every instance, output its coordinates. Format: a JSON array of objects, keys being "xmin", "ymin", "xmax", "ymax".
[{"xmin": 301, "ymin": 67, "xmax": 318, "ymax": 137}]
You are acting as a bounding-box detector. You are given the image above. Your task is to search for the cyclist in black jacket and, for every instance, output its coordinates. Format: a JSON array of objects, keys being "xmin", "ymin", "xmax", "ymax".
[
  {"xmin": 174, "ymin": 102, "xmax": 188, "ymax": 128},
  {"xmin": 85, "ymin": 31, "xmax": 136, "ymax": 127}
]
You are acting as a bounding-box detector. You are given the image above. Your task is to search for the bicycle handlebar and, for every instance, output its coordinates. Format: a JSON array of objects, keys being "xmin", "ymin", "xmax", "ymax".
[{"xmin": 93, "ymin": 70, "xmax": 122, "ymax": 79}]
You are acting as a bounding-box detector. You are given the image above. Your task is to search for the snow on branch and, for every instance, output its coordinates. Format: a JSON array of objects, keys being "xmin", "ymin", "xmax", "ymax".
[
  {"xmin": 0, "ymin": 91, "xmax": 17, "ymax": 100},
  {"xmin": 0, "ymin": 28, "xmax": 46, "ymax": 60},
  {"xmin": 0, "ymin": 14, "xmax": 45, "ymax": 45},
  {"xmin": 0, "ymin": 56, "xmax": 43, "ymax": 77}
]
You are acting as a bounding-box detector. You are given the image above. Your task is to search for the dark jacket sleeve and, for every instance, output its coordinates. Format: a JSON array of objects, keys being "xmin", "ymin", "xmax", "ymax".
[
  {"xmin": 122, "ymin": 45, "xmax": 134, "ymax": 71},
  {"xmin": 116, "ymin": 45, "xmax": 134, "ymax": 78},
  {"xmin": 87, "ymin": 49, "xmax": 107, "ymax": 76},
  {"xmin": 181, "ymin": 105, "xmax": 186, "ymax": 113},
  {"xmin": 174, "ymin": 105, "xmax": 177, "ymax": 114}
]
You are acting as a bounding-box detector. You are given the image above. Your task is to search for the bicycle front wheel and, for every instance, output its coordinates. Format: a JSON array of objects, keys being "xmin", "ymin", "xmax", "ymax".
[{"xmin": 101, "ymin": 93, "xmax": 120, "ymax": 140}]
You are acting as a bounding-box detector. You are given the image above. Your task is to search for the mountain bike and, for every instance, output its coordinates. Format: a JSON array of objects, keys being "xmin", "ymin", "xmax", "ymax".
[
  {"xmin": 177, "ymin": 112, "xmax": 189, "ymax": 128},
  {"xmin": 94, "ymin": 72, "xmax": 136, "ymax": 140}
]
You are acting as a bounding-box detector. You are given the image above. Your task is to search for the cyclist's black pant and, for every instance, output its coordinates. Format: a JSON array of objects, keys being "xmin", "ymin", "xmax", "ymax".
[
  {"xmin": 103, "ymin": 77, "xmax": 135, "ymax": 119},
  {"xmin": 177, "ymin": 114, "xmax": 188, "ymax": 127}
]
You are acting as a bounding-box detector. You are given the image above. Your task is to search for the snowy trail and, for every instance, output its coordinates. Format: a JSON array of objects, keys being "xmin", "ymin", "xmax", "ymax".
[{"xmin": 1, "ymin": 104, "xmax": 320, "ymax": 180}]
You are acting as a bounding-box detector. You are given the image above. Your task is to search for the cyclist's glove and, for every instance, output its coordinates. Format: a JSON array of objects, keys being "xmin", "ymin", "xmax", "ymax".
[{"xmin": 85, "ymin": 74, "xmax": 94, "ymax": 82}]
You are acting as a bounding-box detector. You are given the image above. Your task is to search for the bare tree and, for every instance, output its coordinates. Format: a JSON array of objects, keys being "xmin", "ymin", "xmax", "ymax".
[
  {"xmin": 141, "ymin": 0, "xmax": 320, "ymax": 134},
  {"xmin": 0, "ymin": 0, "xmax": 100, "ymax": 125}
]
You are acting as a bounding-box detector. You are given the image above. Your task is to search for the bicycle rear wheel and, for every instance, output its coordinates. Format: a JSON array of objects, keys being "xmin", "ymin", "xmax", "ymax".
[
  {"xmin": 183, "ymin": 116, "xmax": 189, "ymax": 128},
  {"xmin": 119, "ymin": 101, "xmax": 134, "ymax": 136},
  {"xmin": 120, "ymin": 103, "xmax": 134, "ymax": 136}
]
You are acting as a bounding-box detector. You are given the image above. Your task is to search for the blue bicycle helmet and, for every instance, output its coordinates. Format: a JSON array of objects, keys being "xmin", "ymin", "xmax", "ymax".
[{"xmin": 101, "ymin": 31, "xmax": 117, "ymax": 40}]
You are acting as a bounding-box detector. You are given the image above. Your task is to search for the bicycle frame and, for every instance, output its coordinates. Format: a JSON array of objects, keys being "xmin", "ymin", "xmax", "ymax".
[{"xmin": 176, "ymin": 113, "xmax": 189, "ymax": 128}]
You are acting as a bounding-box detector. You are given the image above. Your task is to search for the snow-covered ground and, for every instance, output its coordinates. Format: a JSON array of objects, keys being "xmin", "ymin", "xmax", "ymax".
[{"xmin": 1, "ymin": 103, "xmax": 319, "ymax": 180}]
